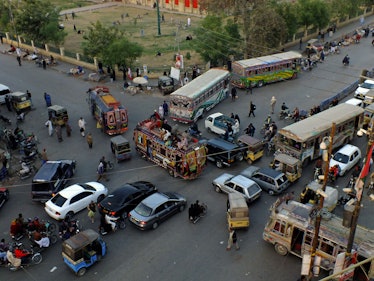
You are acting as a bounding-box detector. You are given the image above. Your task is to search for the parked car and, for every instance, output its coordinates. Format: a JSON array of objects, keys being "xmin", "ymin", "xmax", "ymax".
[
  {"xmin": 45, "ymin": 182, "xmax": 108, "ymax": 220},
  {"xmin": 205, "ymin": 112, "xmax": 240, "ymax": 136},
  {"xmin": 354, "ymin": 79, "xmax": 374, "ymax": 100},
  {"xmin": 98, "ymin": 181, "xmax": 157, "ymax": 219},
  {"xmin": 201, "ymin": 138, "xmax": 244, "ymax": 168},
  {"xmin": 240, "ymin": 166, "xmax": 290, "ymax": 195},
  {"xmin": 0, "ymin": 187, "xmax": 9, "ymax": 209},
  {"xmin": 0, "ymin": 84, "xmax": 11, "ymax": 104},
  {"xmin": 129, "ymin": 192, "xmax": 186, "ymax": 230},
  {"xmin": 32, "ymin": 160, "xmax": 76, "ymax": 202},
  {"xmin": 329, "ymin": 144, "xmax": 361, "ymax": 176},
  {"xmin": 212, "ymin": 173, "xmax": 262, "ymax": 203}
]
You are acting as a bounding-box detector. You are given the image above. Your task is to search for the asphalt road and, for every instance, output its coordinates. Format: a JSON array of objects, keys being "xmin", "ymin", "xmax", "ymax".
[{"xmin": 0, "ymin": 35, "xmax": 373, "ymax": 281}]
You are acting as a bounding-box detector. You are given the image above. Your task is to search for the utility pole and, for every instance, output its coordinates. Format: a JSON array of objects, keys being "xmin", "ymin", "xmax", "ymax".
[
  {"xmin": 156, "ymin": 0, "xmax": 161, "ymax": 36},
  {"xmin": 306, "ymin": 123, "xmax": 336, "ymax": 281}
]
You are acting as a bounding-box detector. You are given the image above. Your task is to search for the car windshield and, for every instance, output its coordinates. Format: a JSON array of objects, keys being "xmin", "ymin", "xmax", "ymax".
[
  {"xmin": 247, "ymin": 184, "xmax": 261, "ymax": 196},
  {"xmin": 134, "ymin": 203, "xmax": 153, "ymax": 217},
  {"xmin": 79, "ymin": 183, "xmax": 95, "ymax": 191},
  {"xmin": 361, "ymin": 83, "xmax": 374, "ymax": 89},
  {"xmin": 51, "ymin": 194, "xmax": 68, "ymax": 207},
  {"xmin": 333, "ymin": 153, "xmax": 349, "ymax": 164}
]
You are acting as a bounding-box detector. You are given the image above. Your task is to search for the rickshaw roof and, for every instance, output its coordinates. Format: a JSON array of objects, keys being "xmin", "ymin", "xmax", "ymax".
[
  {"xmin": 10, "ymin": 91, "xmax": 27, "ymax": 97},
  {"xmin": 62, "ymin": 229, "xmax": 99, "ymax": 251},
  {"xmin": 48, "ymin": 105, "xmax": 67, "ymax": 112},
  {"xmin": 274, "ymin": 153, "xmax": 301, "ymax": 166},
  {"xmin": 237, "ymin": 135, "xmax": 263, "ymax": 146},
  {"xmin": 110, "ymin": 135, "xmax": 129, "ymax": 145}
]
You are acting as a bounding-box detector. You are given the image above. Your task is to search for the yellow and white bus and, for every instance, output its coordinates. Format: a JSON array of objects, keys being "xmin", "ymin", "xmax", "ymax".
[
  {"xmin": 231, "ymin": 51, "xmax": 303, "ymax": 88},
  {"xmin": 263, "ymin": 198, "xmax": 374, "ymax": 280},
  {"xmin": 275, "ymin": 103, "xmax": 364, "ymax": 166},
  {"xmin": 169, "ymin": 68, "xmax": 230, "ymax": 124}
]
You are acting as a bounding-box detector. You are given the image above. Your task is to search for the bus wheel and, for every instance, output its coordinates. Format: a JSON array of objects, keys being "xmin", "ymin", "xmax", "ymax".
[
  {"xmin": 168, "ymin": 169, "xmax": 174, "ymax": 177},
  {"xmin": 274, "ymin": 243, "xmax": 288, "ymax": 256},
  {"xmin": 258, "ymin": 80, "xmax": 264, "ymax": 87}
]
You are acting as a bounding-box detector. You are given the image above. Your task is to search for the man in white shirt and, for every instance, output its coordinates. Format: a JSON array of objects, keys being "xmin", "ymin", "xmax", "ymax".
[{"xmin": 35, "ymin": 234, "xmax": 50, "ymax": 248}]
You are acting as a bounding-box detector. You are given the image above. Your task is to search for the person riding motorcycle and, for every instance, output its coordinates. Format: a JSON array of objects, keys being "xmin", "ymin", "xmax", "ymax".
[
  {"xmin": 342, "ymin": 55, "xmax": 350, "ymax": 66},
  {"xmin": 189, "ymin": 200, "xmax": 204, "ymax": 222},
  {"xmin": 188, "ymin": 122, "xmax": 201, "ymax": 137},
  {"xmin": 19, "ymin": 162, "xmax": 30, "ymax": 176},
  {"xmin": 34, "ymin": 233, "xmax": 50, "ymax": 248},
  {"xmin": 329, "ymin": 164, "xmax": 340, "ymax": 181}
]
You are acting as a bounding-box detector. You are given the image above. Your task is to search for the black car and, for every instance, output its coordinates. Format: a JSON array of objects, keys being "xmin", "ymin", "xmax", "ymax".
[
  {"xmin": 31, "ymin": 160, "xmax": 76, "ymax": 201},
  {"xmin": 98, "ymin": 181, "xmax": 157, "ymax": 219},
  {"xmin": 0, "ymin": 187, "xmax": 9, "ymax": 209}
]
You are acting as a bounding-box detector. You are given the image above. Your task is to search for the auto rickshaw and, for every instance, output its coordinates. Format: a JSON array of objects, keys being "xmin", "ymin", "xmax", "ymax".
[
  {"xmin": 48, "ymin": 105, "xmax": 68, "ymax": 126},
  {"xmin": 270, "ymin": 153, "xmax": 302, "ymax": 183},
  {"xmin": 227, "ymin": 193, "xmax": 249, "ymax": 229},
  {"xmin": 237, "ymin": 135, "xmax": 264, "ymax": 164},
  {"xmin": 158, "ymin": 75, "xmax": 175, "ymax": 95},
  {"xmin": 110, "ymin": 135, "xmax": 131, "ymax": 162},
  {"xmin": 10, "ymin": 91, "xmax": 31, "ymax": 112},
  {"xmin": 62, "ymin": 229, "xmax": 107, "ymax": 276}
]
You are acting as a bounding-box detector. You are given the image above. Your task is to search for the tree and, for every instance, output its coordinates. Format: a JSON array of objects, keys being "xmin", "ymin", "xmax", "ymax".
[
  {"xmin": 273, "ymin": 2, "xmax": 299, "ymax": 40},
  {"xmin": 296, "ymin": 0, "xmax": 330, "ymax": 31},
  {"xmin": 14, "ymin": 0, "xmax": 66, "ymax": 45},
  {"xmin": 103, "ymin": 38, "xmax": 143, "ymax": 68}
]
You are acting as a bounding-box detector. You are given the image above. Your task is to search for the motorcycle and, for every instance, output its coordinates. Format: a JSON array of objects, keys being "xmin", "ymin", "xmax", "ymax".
[
  {"xmin": 99, "ymin": 214, "xmax": 126, "ymax": 235},
  {"xmin": 59, "ymin": 218, "xmax": 80, "ymax": 240},
  {"xmin": 188, "ymin": 202, "xmax": 207, "ymax": 224},
  {"xmin": 5, "ymin": 242, "xmax": 42, "ymax": 271},
  {"xmin": 16, "ymin": 112, "xmax": 25, "ymax": 125},
  {"xmin": 187, "ymin": 123, "xmax": 202, "ymax": 138},
  {"xmin": 279, "ymin": 109, "xmax": 291, "ymax": 120},
  {"xmin": 17, "ymin": 162, "xmax": 35, "ymax": 180}
]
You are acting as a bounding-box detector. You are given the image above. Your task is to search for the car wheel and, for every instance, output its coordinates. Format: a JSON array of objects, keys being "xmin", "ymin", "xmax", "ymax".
[
  {"xmin": 214, "ymin": 185, "xmax": 221, "ymax": 193},
  {"xmin": 152, "ymin": 222, "xmax": 159, "ymax": 230},
  {"xmin": 215, "ymin": 160, "xmax": 223, "ymax": 168},
  {"xmin": 179, "ymin": 204, "xmax": 185, "ymax": 212},
  {"xmin": 77, "ymin": 267, "xmax": 87, "ymax": 277},
  {"xmin": 66, "ymin": 211, "xmax": 74, "ymax": 221},
  {"xmin": 274, "ymin": 243, "xmax": 288, "ymax": 256},
  {"xmin": 97, "ymin": 194, "xmax": 105, "ymax": 203},
  {"xmin": 207, "ymin": 127, "xmax": 212, "ymax": 133},
  {"xmin": 268, "ymin": 190, "xmax": 275, "ymax": 196}
]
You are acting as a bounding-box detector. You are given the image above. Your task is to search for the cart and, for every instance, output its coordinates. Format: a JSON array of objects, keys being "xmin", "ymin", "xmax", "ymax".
[
  {"xmin": 48, "ymin": 105, "xmax": 68, "ymax": 126},
  {"xmin": 110, "ymin": 135, "xmax": 131, "ymax": 162}
]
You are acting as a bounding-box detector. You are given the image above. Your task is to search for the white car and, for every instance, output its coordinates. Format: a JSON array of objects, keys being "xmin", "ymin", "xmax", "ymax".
[
  {"xmin": 354, "ymin": 79, "xmax": 374, "ymax": 100},
  {"xmin": 0, "ymin": 84, "xmax": 11, "ymax": 104},
  {"xmin": 205, "ymin": 112, "xmax": 240, "ymax": 136},
  {"xmin": 45, "ymin": 182, "xmax": 108, "ymax": 220},
  {"xmin": 329, "ymin": 144, "xmax": 361, "ymax": 176}
]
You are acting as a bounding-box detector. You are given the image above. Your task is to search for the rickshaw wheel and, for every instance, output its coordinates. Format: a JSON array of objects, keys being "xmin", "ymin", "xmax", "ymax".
[
  {"xmin": 32, "ymin": 253, "xmax": 42, "ymax": 264},
  {"xmin": 247, "ymin": 159, "xmax": 252, "ymax": 164},
  {"xmin": 77, "ymin": 267, "xmax": 87, "ymax": 276}
]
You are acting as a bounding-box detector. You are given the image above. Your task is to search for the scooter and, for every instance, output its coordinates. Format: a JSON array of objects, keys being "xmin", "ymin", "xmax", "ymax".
[
  {"xmin": 59, "ymin": 218, "xmax": 80, "ymax": 240},
  {"xmin": 99, "ymin": 215, "xmax": 126, "ymax": 235}
]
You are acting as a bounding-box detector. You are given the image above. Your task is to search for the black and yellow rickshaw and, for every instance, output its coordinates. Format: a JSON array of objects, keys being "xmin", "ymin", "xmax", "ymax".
[
  {"xmin": 270, "ymin": 153, "xmax": 302, "ymax": 183},
  {"xmin": 110, "ymin": 135, "xmax": 131, "ymax": 162},
  {"xmin": 10, "ymin": 91, "xmax": 31, "ymax": 112},
  {"xmin": 237, "ymin": 135, "xmax": 264, "ymax": 164},
  {"xmin": 48, "ymin": 105, "xmax": 68, "ymax": 126}
]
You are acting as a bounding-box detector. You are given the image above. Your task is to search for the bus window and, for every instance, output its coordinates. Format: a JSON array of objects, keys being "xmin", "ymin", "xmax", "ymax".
[
  {"xmin": 320, "ymin": 240, "xmax": 334, "ymax": 256},
  {"xmin": 273, "ymin": 220, "xmax": 287, "ymax": 235}
]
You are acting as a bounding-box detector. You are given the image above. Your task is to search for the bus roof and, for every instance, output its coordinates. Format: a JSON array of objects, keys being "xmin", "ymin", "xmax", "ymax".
[
  {"xmin": 272, "ymin": 200, "xmax": 374, "ymax": 257},
  {"xmin": 170, "ymin": 68, "xmax": 230, "ymax": 100},
  {"xmin": 278, "ymin": 103, "xmax": 364, "ymax": 142},
  {"xmin": 233, "ymin": 51, "xmax": 302, "ymax": 69}
]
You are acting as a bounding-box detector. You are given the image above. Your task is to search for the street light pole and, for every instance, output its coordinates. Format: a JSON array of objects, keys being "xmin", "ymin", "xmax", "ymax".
[
  {"xmin": 156, "ymin": 0, "xmax": 161, "ymax": 36},
  {"xmin": 307, "ymin": 123, "xmax": 336, "ymax": 280}
]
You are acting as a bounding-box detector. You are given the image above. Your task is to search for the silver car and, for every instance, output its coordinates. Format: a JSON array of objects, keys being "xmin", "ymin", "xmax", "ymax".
[
  {"xmin": 212, "ymin": 173, "xmax": 262, "ymax": 203},
  {"xmin": 129, "ymin": 192, "xmax": 186, "ymax": 230}
]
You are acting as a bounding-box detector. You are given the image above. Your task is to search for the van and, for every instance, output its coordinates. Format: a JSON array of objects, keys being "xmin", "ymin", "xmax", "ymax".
[
  {"xmin": 0, "ymin": 84, "xmax": 11, "ymax": 104},
  {"xmin": 345, "ymin": 98, "xmax": 363, "ymax": 108},
  {"xmin": 227, "ymin": 193, "xmax": 249, "ymax": 229}
]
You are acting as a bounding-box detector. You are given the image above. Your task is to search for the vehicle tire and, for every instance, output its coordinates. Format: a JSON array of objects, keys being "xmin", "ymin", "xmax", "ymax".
[
  {"xmin": 152, "ymin": 222, "xmax": 159, "ymax": 230},
  {"xmin": 66, "ymin": 211, "xmax": 74, "ymax": 221},
  {"xmin": 32, "ymin": 253, "xmax": 42, "ymax": 264},
  {"xmin": 168, "ymin": 169, "xmax": 174, "ymax": 177},
  {"xmin": 268, "ymin": 190, "xmax": 275, "ymax": 196},
  {"xmin": 214, "ymin": 185, "xmax": 221, "ymax": 193},
  {"xmin": 47, "ymin": 222, "xmax": 57, "ymax": 233},
  {"xmin": 77, "ymin": 267, "xmax": 87, "ymax": 277},
  {"xmin": 118, "ymin": 220, "xmax": 126, "ymax": 230},
  {"xmin": 247, "ymin": 158, "xmax": 252, "ymax": 164},
  {"xmin": 179, "ymin": 204, "xmax": 185, "ymax": 212},
  {"xmin": 258, "ymin": 80, "xmax": 264, "ymax": 87},
  {"xmin": 215, "ymin": 160, "xmax": 223, "ymax": 168},
  {"xmin": 97, "ymin": 194, "xmax": 105, "ymax": 203},
  {"xmin": 121, "ymin": 212, "xmax": 128, "ymax": 220},
  {"xmin": 274, "ymin": 243, "xmax": 288, "ymax": 256},
  {"xmin": 207, "ymin": 127, "xmax": 212, "ymax": 133},
  {"xmin": 237, "ymin": 153, "xmax": 244, "ymax": 162},
  {"xmin": 50, "ymin": 234, "xmax": 58, "ymax": 244}
]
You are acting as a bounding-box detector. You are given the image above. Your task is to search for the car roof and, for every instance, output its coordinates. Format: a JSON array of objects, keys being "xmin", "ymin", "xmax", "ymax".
[
  {"xmin": 257, "ymin": 167, "xmax": 285, "ymax": 178},
  {"xmin": 58, "ymin": 184, "xmax": 87, "ymax": 198},
  {"xmin": 141, "ymin": 192, "xmax": 169, "ymax": 209},
  {"xmin": 110, "ymin": 184, "xmax": 139, "ymax": 196},
  {"xmin": 33, "ymin": 162, "xmax": 62, "ymax": 181},
  {"xmin": 207, "ymin": 138, "xmax": 240, "ymax": 150},
  {"xmin": 336, "ymin": 144, "xmax": 360, "ymax": 155},
  {"xmin": 230, "ymin": 175, "xmax": 257, "ymax": 188}
]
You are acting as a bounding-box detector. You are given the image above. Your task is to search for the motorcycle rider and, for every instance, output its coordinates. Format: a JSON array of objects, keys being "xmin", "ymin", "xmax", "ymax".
[
  {"xmin": 19, "ymin": 162, "xmax": 30, "ymax": 176},
  {"xmin": 342, "ymin": 54, "xmax": 350, "ymax": 65},
  {"xmin": 188, "ymin": 122, "xmax": 201, "ymax": 136},
  {"xmin": 34, "ymin": 233, "xmax": 50, "ymax": 248}
]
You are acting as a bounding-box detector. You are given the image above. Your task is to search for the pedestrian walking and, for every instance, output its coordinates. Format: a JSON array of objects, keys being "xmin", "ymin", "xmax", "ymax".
[
  {"xmin": 248, "ymin": 101, "xmax": 256, "ymax": 117},
  {"xmin": 226, "ymin": 228, "xmax": 239, "ymax": 251},
  {"xmin": 44, "ymin": 93, "xmax": 52, "ymax": 107},
  {"xmin": 86, "ymin": 133, "xmax": 93, "ymax": 149},
  {"xmin": 45, "ymin": 118, "xmax": 53, "ymax": 136},
  {"xmin": 87, "ymin": 201, "xmax": 96, "ymax": 223},
  {"xmin": 270, "ymin": 96, "xmax": 277, "ymax": 114},
  {"xmin": 234, "ymin": 114, "xmax": 240, "ymax": 125},
  {"xmin": 97, "ymin": 161, "xmax": 108, "ymax": 182},
  {"xmin": 299, "ymin": 37, "xmax": 303, "ymax": 50},
  {"xmin": 163, "ymin": 101, "xmax": 169, "ymax": 117},
  {"xmin": 56, "ymin": 125, "xmax": 63, "ymax": 142},
  {"xmin": 42, "ymin": 59, "xmax": 47, "ymax": 69},
  {"xmin": 78, "ymin": 117, "xmax": 86, "ymax": 137},
  {"xmin": 231, "ymin": 87, "xmax": 237, "ymax": 101},
  {"xmin": 246, "ymin": 84, "xmax": 253, "ymax": 95},
  {"xmin": 73, "ymin": 24, "xmax": 77, "ymax": 31},
  {"xmin": 66, "ymin": 121, "xmax": 72, "ymax": 137},
  {"xmin": 41, "ymin": 148, "xmax": 48, "ymax": 165},
  {"xmin": 16, "ymin": 55, "xmax": 21, "ymax": 66},
  {"xmin": 5, "ymin": 95, "xmax": 12, "ymax": 112}
]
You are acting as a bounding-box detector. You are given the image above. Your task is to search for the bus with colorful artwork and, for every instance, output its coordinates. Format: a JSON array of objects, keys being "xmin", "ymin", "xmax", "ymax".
[
  {"xmin": 169, "ymin": 68, "xmax": 230, "ymax": 123},
  {"xmin": 231, "ymin": 51, "xmax": 302, "ymax": 89}
]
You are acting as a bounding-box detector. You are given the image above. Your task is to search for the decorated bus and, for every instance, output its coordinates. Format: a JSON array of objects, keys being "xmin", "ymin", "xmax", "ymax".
[
  {"xmin": 86, "ymin": 86, "xmax": 128, "ymax": 135},
  {"xmin": 133, "ymin": 117, "xmax": 207, "ymax": 179}
]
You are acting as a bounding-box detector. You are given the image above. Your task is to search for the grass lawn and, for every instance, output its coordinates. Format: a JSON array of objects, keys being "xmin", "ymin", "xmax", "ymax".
[{"xmin": 58, "ymin": 2, "xmax": 204, "ymax": 73}]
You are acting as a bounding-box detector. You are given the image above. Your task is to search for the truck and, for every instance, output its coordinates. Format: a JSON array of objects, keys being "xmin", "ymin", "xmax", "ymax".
[
  {"xmin": 204, "ymin": 112, "xmax": 240, "ymax": 136},
  {"xmin": 133, "ymin": 117, "xmax": 207, "ymax": 180},
  {"xmin": 86, "ymin": 86, "xmax": 128, "ymax": 135}
]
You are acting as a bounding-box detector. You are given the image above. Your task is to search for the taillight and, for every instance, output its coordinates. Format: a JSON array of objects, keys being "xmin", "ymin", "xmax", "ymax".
[{"xmin": 109, "ymin": 211, "xmax": 116, "ymax": 216}]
